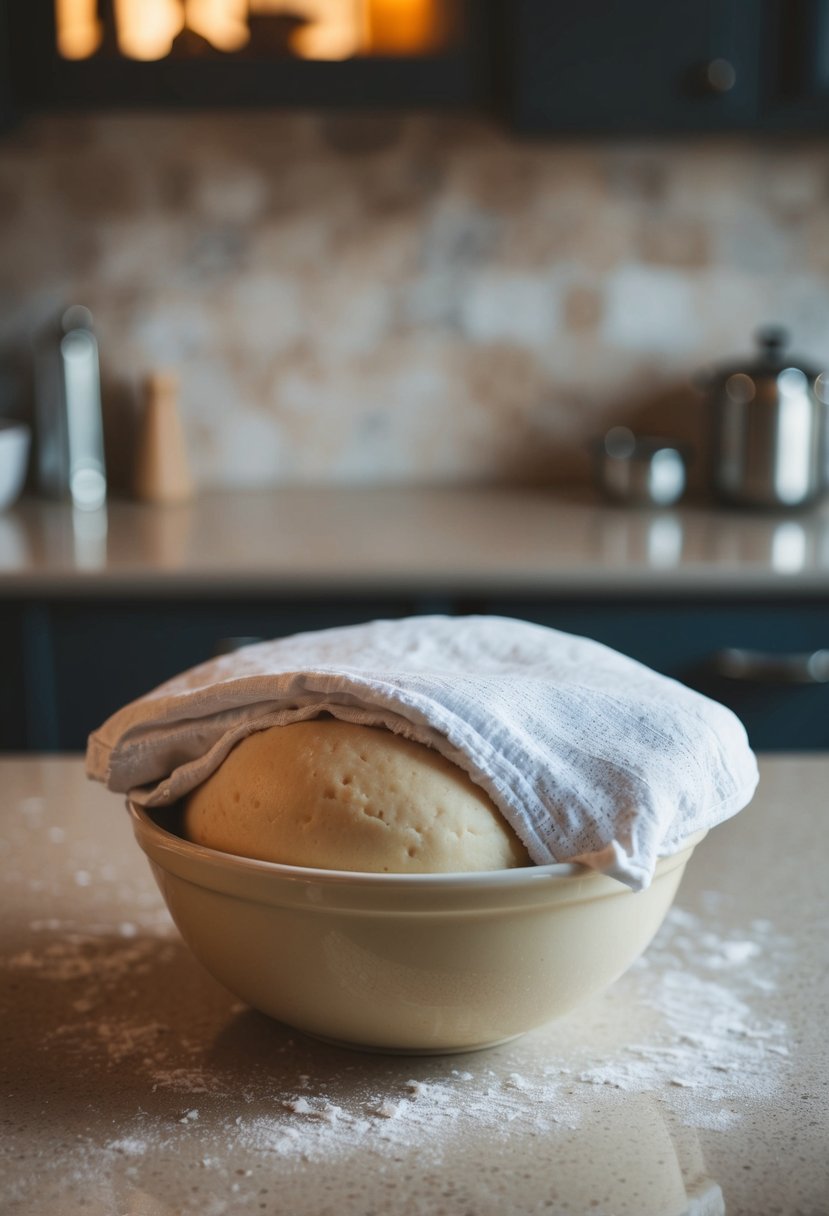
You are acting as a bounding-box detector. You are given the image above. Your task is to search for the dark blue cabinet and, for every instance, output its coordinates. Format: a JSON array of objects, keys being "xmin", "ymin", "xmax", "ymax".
[
  {"xmin": 0, "ymin": 607, "xmax": 27, "ymax": 749},
  {"xmin": 5, "ymin": 0, "xmax": 829, "ymax": 133},
  {"xmin": 478, "ymin": 597, "xmax": 829, "ymax": 752},
  {"xmin": 9, "ymin": 596, "xmax": 422, "ymax": 751},
  {"xmin": 765, "ymin": 0, "xmax": 829, "ymax": 128},
  {"xmin": 507, "ymin": 0, "xmax": 829, "ymax": 133},
  {"xmin": 3, "ymin": 593, "xmax": 828, "ymax": 752},
  {"xmin": 509, "ymin": 0, "xmax": 762, "ymax": 133}
]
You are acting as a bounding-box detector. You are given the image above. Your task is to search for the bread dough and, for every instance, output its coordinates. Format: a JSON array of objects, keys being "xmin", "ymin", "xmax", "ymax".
[{"xmin": 182, "ymin": 719, "xmax": 530, "ymax": 873}]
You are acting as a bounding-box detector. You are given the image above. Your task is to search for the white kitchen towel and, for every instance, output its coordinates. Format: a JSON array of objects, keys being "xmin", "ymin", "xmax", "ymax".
[{"xmin": 86, "ymin": 615, "xmax": 758, "ymax": 890}]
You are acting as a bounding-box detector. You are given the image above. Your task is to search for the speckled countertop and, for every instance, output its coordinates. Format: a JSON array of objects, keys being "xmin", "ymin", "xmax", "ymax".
[
  {"xmin": 1, "ymin": 754, "xmax": 827, "ymax": 1215},
  {"xmin": 2, "ymin": 487, "xmax": 829, "ymax": 596}
]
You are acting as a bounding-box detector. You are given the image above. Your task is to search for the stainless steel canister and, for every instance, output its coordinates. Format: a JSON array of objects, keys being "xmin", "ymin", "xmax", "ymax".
[
  {"xmin": 705, "ymin": 327, "xmax": 827, "ymax": 508},
  {"xmin": 33, "ymin": 305, "xmax": 107, "ymax": 511},
  {"xmin": 592, "ymin": 427, "xmax": 687, "ymax": 507}
]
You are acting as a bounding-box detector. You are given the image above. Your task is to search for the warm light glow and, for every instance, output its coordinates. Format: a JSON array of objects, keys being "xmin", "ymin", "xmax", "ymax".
[
  {"xmin": 114, "ymin": 0, "xmax": 184, "ymax": 60},
  {"xmin": 55, "ymin": 0, "xmax": 447, "ymax": 61},
  {"xmin": 251, "ymin": 0, "xmax": 363, "ymax": 60},
  {"xmin": 365, "ymin": 0, "xmax": 445, "ymax": 55},
  {"xmin": 55, "ymin": 0, "xmax": 102, "ymax": 59},
  {"xmin": 186, "ymin": 0, "xmax": 250, "ymax": 52}
]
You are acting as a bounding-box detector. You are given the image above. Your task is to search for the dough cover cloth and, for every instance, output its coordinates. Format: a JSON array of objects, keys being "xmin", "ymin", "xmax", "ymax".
[{"xmin": 86, "ymin": 615, "xmax": 758, "ymax": 890}]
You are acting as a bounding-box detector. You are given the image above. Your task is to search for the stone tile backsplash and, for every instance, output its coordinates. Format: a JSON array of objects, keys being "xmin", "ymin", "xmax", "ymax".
[{"xmin": 1, "ymin": 111, "xmax": 829, "ymax": 491}]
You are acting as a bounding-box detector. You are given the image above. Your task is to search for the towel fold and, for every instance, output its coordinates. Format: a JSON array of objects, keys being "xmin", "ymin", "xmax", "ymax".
[{"xmin": 86, "ymin": 615, "xmax": 758, "ymax": 890}]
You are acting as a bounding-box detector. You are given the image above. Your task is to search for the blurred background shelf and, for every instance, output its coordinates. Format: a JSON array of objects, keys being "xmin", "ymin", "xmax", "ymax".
[{"xmin": 4, "ymin": 0, "xmax": 829, "ymax": 131}]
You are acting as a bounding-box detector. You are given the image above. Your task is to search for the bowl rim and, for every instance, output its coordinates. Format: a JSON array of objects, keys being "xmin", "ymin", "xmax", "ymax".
[{"xmin": 127, "ymin": 798, "xmax": 706, "ymax": 895}]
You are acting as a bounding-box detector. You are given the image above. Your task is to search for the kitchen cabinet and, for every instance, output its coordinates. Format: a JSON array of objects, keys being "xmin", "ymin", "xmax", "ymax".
[
  {"xmin": 0, "ymin": 605, "xmax": 27, "ymax": 749},
  {"xmin": 475, "ymin": 595, "xmax": 829, "ymax": 752},
  {"xmin": 4, "ymin": 0, "xmax": 488, "ymax": 113},
  {"xmin": 4, "ymin": 591, "xmax": 829, "ymax": 753},
  {"xmin": 2, "ymin": 488, "xmax": 828, "ymax": 754},
  {"xmin": 508, "ymin": 0, "xmax": 762, "ymax": 134},
  {"xmin": 11, "ymin": 595, "xmax": 422, "ymax": 751},
  {"xmin": 4, "ymin": 0, "xmax": 829, "ymax": 133},
  {"xmin": 765, "ymin": 0, "xmax": 829, "ymax": 129},
  {"xmin": 507, "ymin": 0, "xmax": 829, "ymax": 134}
]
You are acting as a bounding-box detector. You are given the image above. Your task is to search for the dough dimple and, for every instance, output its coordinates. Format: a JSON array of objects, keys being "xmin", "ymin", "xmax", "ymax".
[{"xmin": 182, "ymin": 719, "xmax": 530, "ymax": 874}]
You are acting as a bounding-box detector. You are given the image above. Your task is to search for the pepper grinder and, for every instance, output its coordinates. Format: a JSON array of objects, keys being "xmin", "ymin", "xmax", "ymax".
[{"xmin": 133, "ymin": 372, "xmax": 194, "ymax": 504}]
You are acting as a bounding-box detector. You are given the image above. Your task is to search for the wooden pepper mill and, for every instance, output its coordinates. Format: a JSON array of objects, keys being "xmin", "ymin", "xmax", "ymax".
[{"xmin": 133, "ymin": 372, "xmax": 194, "ymax": 504}]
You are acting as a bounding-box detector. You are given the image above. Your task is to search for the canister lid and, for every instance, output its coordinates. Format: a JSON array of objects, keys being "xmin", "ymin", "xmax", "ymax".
[{"xmin": 709, "ymin": 326, "xmax": 822, "ymax": 385}]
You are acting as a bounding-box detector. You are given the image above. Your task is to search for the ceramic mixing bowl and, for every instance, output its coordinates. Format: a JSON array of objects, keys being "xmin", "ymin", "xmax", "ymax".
[{"xmin": 129, "ymin": 802, "xmax": 704, "ymax": 1055}]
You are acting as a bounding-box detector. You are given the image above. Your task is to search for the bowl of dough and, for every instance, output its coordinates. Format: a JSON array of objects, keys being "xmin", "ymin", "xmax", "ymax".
[{"xmin": 128, "ymin": 718, "xmax": 705, "ymax": 1055}]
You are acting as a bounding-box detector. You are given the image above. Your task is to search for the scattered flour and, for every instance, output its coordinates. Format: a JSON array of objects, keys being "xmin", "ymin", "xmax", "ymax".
[
  {"xmin": 1, "ymin": 899, "xmax": 793, "ymax": 1174},
  {"xmin": 106, "ymin": 1137, "xmax": 148, "ymax": 1157},
  {"xmin": 150, "ymin": 1067, "xmax": 229, "ymax": 1095}
]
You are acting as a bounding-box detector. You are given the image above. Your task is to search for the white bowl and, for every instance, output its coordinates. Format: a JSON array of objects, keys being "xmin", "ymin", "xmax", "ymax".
[
  {"xmin": 130, "ymin": 801, "xmax": 704, "ymax": 1055},
  {"xmin": 0, "ymin": 421, "xmax": 31, "ymax": 511}
]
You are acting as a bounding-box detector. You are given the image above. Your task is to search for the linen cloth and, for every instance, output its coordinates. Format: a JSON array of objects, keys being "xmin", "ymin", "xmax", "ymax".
[{"xmin": 86, "ymin": 615, "xmax": 758, "ymax": 890}]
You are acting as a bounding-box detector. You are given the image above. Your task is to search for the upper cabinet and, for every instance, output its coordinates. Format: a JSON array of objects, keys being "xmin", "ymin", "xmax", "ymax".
[
  {"xmin": 7, "ymin": 0, "xmax": 489, "ymax": 111},
  {"xmin": 768, "ymin": 0, "xmax": 829, "ymax": 129},
  {"xmin": 4, "ymin": 0, "xmax": 829, "ymax": 133},
  {"xmin": 507, "ymin": 0, "xmax": 829, "ymax": 134},
  {"xmin": 507, "ymin": 0, "xmax": 762, "ymax": 133}
]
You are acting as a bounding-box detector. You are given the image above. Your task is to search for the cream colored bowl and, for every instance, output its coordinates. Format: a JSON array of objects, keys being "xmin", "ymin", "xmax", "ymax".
[{"xmin": 129, "ymin": 802, "xmax": 704, "ymax": 1055}]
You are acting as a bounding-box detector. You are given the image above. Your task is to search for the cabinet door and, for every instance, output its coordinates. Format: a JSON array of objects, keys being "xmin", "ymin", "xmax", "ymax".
[
  {"xmin": 509, "ymin": 0, "xmax": 761, "ymax": 133},
  {"xmin": 26, "ymin": 597, "xmax": 423, "ymax": 751},
  {"xmin": 0, "ymin": 607, "xmax": 27, "ymax": 750},
  {"xmin": 764, "ymin": 0, "xmax": 829, "ymax": 128},
  {"xmin": 0, "ymin": 0, "xmax": 14, "ymax": 133},
  {"xmin": 472, "ymin": 597, "xmax": 829, "ymax": 751}
]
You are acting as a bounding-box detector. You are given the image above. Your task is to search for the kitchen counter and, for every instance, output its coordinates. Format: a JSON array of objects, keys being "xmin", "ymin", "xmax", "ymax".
[
  {"xmin": 2, "ymin": 487, "xmax": 829, "ymax": 595},
  {"xmin": 1, "ymin": 755, "xmax": 827, "ymax": 1215}
]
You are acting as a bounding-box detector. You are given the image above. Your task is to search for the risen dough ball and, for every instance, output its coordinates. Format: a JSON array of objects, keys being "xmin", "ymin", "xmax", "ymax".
[{"xmin": 183, "ymin": 719, "xmax": 530, "ymax": 873}]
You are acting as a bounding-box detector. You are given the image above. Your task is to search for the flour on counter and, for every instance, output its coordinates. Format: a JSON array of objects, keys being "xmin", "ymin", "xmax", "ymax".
[
  {"xmin": 6, "ymin": 933, "xmax": 175, "ymax": 984},
  {"xmin": 0, "ymin": 898, "xmax": 793, "ymax": 1175},
  {"xmin": 308, "ymin": 898, "xmax": 776, "ymax": 1153}
]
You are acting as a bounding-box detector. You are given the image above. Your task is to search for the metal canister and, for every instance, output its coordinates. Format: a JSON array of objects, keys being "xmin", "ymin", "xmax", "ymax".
[
  {"xmin": 592, "ymin": 427, "xmax": 687, "ymax": 507},
  {"xmin": 33, "ymin": 305, "xmax": 107, "ymax": 511},
  {"xmin": 705, "ymin": 327, "xmax": 827, "ymax": 509}
]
